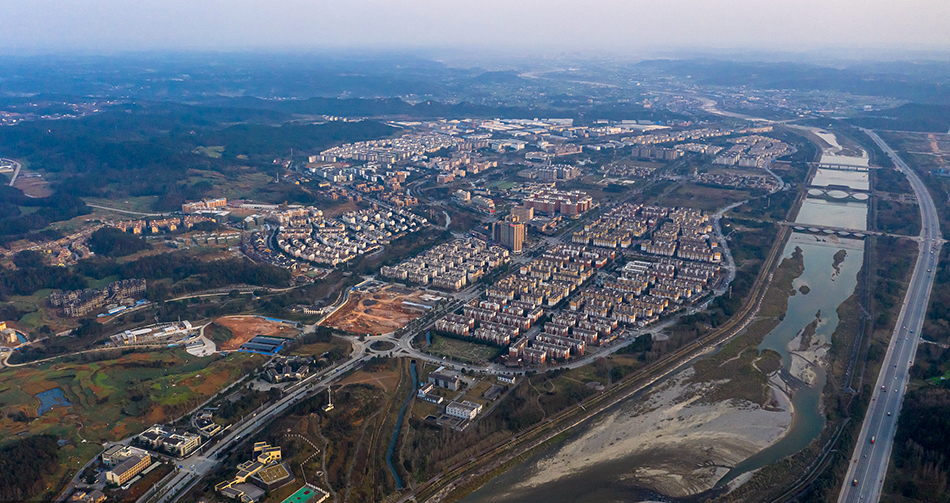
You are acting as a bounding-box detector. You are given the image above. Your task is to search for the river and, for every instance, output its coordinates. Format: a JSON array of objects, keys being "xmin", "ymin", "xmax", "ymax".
[{"xmin": 716, "ymin": 232, "xmax": 865, "ymax": 487}]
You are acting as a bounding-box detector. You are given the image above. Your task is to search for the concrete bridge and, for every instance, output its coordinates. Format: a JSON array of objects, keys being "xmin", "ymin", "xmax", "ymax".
[{"xmin": 779, "ymin": 221, "xmax": 877, "ymax": 238}]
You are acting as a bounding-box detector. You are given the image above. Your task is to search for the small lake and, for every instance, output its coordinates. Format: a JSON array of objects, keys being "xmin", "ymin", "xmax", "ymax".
[
  {"xmin": 795, "ymin": 198, "xmax": 868, "ymax": 231},
  {"xmin": 36, "ymin": 388, "xmax": 72, "ymax": 416}
]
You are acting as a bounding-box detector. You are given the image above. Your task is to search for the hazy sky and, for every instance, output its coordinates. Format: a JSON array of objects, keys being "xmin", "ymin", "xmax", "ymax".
[{"xmin": 2, "ymin": 0, "xmax": 949, "ymax": 55}]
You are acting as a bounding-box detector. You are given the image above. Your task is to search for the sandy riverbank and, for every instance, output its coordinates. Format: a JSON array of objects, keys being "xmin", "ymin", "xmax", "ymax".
[{"xmin": 509, "ymin": 368, "xmax": 793, "ymax": 498}]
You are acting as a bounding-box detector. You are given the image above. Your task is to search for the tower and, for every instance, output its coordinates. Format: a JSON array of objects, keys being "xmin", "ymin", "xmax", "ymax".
[{"xmin": 322, "ymin": 387, "xmax": 334, "ymax": 412}]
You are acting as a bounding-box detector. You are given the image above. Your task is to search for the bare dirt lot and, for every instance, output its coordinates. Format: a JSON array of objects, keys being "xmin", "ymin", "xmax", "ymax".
[
  {"xmin": 214, "ymin": 315, "xmax": 300, "ymax": 350},
  {"xmin": 13, "ymin": 173, "xmax": 53, "ymax": 197},
  {"xmin": 321, "ymin": 284, "xmax": 436, "ymax": 335}
]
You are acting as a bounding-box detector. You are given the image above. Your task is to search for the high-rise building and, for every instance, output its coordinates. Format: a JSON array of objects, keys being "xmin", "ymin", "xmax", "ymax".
[
  {"xmin": 493, "ymin": 216, "xmax": 526, "ymax": 254},
  {"xmin": 510, "ymin": 205, "xmax": 534, "ymax": 222}
]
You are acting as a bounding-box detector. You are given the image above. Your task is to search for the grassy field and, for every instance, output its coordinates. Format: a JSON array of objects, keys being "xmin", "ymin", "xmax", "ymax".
[
  {"xmin": 0, "ymin": 348, "xmax": 260, "ymax": 495},
  {"xmin": 650, "ymin": 182, "xmax": 757, "ymax": 212},
  {"xmin": 290, "ymin": 338, "xmax": 351, "ymax": 359},
  {"xmin": 194, "ymin": 146, "xmax": 225, "ymax": 158},
  {"xmin": 426, "ymin": 334, "xmax": 504, "ymax": 364}
]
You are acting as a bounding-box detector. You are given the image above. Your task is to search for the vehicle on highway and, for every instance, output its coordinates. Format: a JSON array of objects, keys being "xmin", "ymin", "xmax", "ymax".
[
  {"xmin": 871, "ymin": 436, "xmax": 876, "ymax": 444},
  {"xmin": 887, "ymin": 411, "xmax": 891, "ymax": 416},
  {"xmin": 853, "ymin": 479, "xmax": 858, "ymax": 487},
  {"xmin": 881, "ymin": 385, "xmax": 886, "ymax": 391}
]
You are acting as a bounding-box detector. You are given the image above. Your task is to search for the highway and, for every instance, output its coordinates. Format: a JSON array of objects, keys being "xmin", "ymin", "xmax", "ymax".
[{"xmin": 838, "ymin": 130, "xmax": 943, "ymax": 502}]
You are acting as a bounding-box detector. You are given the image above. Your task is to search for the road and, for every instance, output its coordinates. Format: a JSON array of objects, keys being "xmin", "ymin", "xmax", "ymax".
[
  {"xmin": 85, "ymin": 204, "xmax": 167, "ymax": 217},
  {"xmin": 2, "ymin": 158, "xmax": 21, "ymax": 186},
  {"xmin": 838, "ymin": 130, "xmax": 943, "ymax": 503}
]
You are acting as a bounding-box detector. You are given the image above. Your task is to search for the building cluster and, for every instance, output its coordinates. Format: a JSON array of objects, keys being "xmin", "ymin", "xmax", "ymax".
[
  {"xmin": 516, "ymin": 164, "xmax": 581, "ymax": 181},
  {"xmin": 29, "ymin": 226, "xmax": 99, "ymax": 266},
  {"xmin": 113, "ymin": 214, "xmax": 219, "ymax": 234},
  {"xmin": 639, "ymin": 207, "xmax": 722, "ymax": 263},
  {"xmin": 523, "ymin": 188, "xmax": 594, "ymax": 218},
  {"xmin": 571, "ymin": 258, "xmax": 721, "ymax": 327},
  {"xmin": 507, "ymin": 309, "xmax": 617, "ymax": 365},
  {"xmin": 713, "ymin": 135, "xmax": 790, "ymax": 167},
  {"xmin": 677, "ymin": 143, "xmax": 725, "ymax": 155},
  {"xmin": 572, "ymin": 203, "xmax": 663, "ymax": 249},
  {"xmin": 316, "ymin": 132, "xmax": 462, "ymax": 163},
  {"xmin": 109, "ymin": 320, "xmax": 195, "ymax": 346},
  {"xmin": 433, "ymin": 244, "xmax": 613, "ymax": 363},
  {"xmin": 243, "ymin": 231, "xmax": 297, "ymax": 269},
  {"xmin": 275, "ymin": 206, "xmax": 426, "ymax": 266},
  {"xmin": 348, "ymin": 166, "xmax": 418, "ymax": 207},
  {"xmin": 49, "ymin": 279, "xmax": 146, "ymax": 317},
  {"xmin": 422, "ymin": 368, "xmax": 485, "ymax": 422},
  {"xmin": 182, "ymin": 197, "xmax": 228, "ymax": 214},
  {"xmin": 137, "ymin": 424, "xmax": 202, "ymax": 457},
  {"xmin": 216, "ymin": 442, "xmax": 286, "ymax": 502},
  {"xmin": 695, "ymin": 171, "xmax": 780, "ymax": 191},
  {"xmin": 381, "ymin": 238, "xmax": 510, "ymax": 291},
  {"xmin": 604, "ymin": 165, "xmax": 658, "ymax": 179},
  {"xmin": 490, "ymin": 244, "xmax": 609, "ymax": 306},
  {"xmin": 629, "ymin": 146, "xmax": 684, "ymax": 161},
  {"xmin": 101, "ymin": 445, "xmax": 152, "ymax": 486},
  {"xmin": 623, "ymin": 125, "xmax": 774, "ymax": 146},
  {"xmin": 431, "ymin": 152, "xmax": 497, "ymax": 183},
  {"xmin": 262, "ymin": 355, "xmax": 313, "ymax": 383},
  {"xmin": 436, "ymin": 298, "xmax": 544, "ymax": 346}
]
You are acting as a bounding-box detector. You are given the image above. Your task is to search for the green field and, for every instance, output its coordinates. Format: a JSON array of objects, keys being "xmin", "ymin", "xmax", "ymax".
[
  {"xmin": 0, "ymin": 348, "xmax": 261, "ymax": 490},
  {"xmin": 426, "ymin": 334, "xmax": 503, "ymax": 364},
  {"xmin": 194, "ymin": 145, "xmax": 225, "ymax": 158}
]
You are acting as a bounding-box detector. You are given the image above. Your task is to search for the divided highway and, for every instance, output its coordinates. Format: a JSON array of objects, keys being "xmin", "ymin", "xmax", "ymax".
[{"xmin": 838, "ymin": 130, "xmax": 943, "ymax": 502}]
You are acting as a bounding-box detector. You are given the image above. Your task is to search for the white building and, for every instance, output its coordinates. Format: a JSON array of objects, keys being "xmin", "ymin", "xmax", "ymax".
[{"xmin": 445, "ymin": 400, "xmax": 483, "ymax": 421}]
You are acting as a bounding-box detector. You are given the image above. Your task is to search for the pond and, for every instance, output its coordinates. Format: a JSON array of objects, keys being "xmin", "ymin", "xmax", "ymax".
[{"xmin": 36, "ymin": 388, "xmax": 72, "ymax": 416}]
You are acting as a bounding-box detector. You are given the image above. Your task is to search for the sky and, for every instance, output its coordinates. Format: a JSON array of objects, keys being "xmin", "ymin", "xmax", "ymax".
[{"xmin": 2, "ymin": 0, "xmax": 949, "ymax": 55}]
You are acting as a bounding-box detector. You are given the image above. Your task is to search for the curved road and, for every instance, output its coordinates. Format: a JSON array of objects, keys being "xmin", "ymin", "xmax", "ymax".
[
  {"xmin": 838, "ymin": 130, "xmax": 943, "ymax": 502},
  {"xmin": 2, "ymin": 158, "xmax": 20, "ymax": 186}
]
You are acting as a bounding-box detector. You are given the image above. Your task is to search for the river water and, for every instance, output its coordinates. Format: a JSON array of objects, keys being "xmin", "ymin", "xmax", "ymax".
[
  {"xmin": 795, "ymin": 199, "xmax": 868, "ymax": 230},
  {"xmin": 716, "ymin": 232, "xmax": 865, "ymax": 487}
]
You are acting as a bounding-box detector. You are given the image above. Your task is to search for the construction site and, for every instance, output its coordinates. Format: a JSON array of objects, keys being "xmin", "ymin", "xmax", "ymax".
[
  {"xmin": 321, "ymin": 283, "xmax": 441, "ymax": 335},
  {"xmin": 214, "ymin": 315, "xmax": 301, "ymax": 351}
]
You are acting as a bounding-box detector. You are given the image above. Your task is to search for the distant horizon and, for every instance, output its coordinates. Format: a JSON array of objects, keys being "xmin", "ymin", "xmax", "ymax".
[
  {"xmin": 0, "ymin": 46, "xmax": 948, "ymax": 67},
  {"xmin": 2, "ymin": 1, "xmax": 948, "ymax": 59}
]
